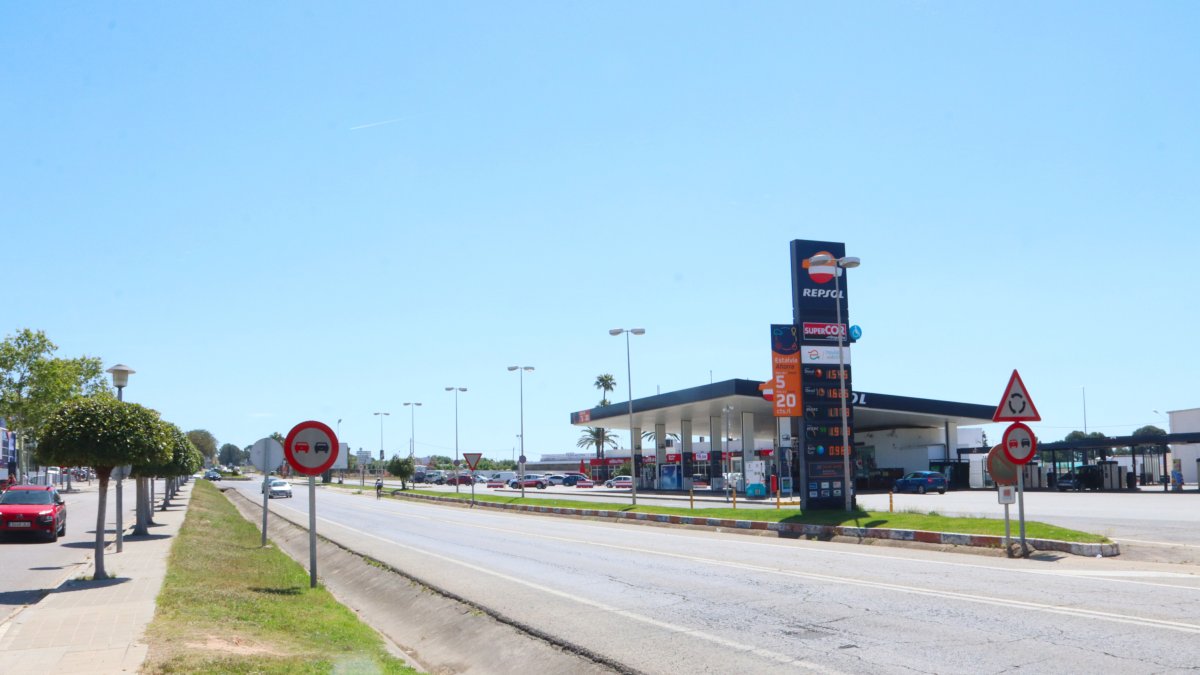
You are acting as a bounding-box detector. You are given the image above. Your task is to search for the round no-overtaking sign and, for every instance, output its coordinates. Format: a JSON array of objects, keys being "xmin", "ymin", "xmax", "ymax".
[{"xmin": 284, "ymin": 420, "xmax": 340, "ymax": 476}]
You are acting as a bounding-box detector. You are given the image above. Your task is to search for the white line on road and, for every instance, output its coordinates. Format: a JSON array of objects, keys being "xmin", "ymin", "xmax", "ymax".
[{"xmin": 314, "ymin": 517, "xmax": 849, "ymax": 674}]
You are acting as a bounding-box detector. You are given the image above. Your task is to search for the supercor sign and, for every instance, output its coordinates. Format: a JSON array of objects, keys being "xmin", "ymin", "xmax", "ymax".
[{"xmin": 802, "ymin": 322, "xmax": 847, "ymax": 341}]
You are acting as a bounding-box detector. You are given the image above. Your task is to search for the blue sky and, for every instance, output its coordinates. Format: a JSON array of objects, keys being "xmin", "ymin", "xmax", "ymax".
[{"xmin": 3, "ymin": 3, "xmax": 1197, "ymax": 462}]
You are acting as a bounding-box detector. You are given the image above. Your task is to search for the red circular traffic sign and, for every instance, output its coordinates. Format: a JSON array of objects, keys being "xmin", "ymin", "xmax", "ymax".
[
  {"xmin": 1001, "ymin": 422, "xmax": 1037, "ymax": 466},
  {"xmin": 284, "ymin": 420, "xmax": 340, "ymax": 476},
  {"xmin": 987, "ymin": 445, "xmax": 1018, "ymax": 486}
]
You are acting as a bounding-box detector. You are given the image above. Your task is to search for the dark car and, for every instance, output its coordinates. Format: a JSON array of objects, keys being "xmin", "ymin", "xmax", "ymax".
[
  {"xmin": 894, "ymin": 471, "xmax": 947, "ymax": 494},
  {"xmin": 204, "ymin": 469, "xmax": 222, "ymax": 481},
  {"xmin": 444, "ymin": 474, "xmax": 475, "ymax": 486},
  {"xmin": 0, "ymin": 485, "xmax": 67, "ymax": 541},
  {"xmin": 1057, "ymin": 466, "xmax": 1102, "ymax": 491},
  {"xmin": 561, "ymin": 473, "xmax": 590, "ymax": 486}
]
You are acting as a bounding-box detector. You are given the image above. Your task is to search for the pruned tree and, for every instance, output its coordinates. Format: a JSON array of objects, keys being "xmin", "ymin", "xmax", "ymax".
[
  {"xmin": 36, "ymin": 395, "xmax": 172, "ymax": 579},
  {"xmin": 157, "ymin": 424, "xmax": 203, "ymax": 510}
]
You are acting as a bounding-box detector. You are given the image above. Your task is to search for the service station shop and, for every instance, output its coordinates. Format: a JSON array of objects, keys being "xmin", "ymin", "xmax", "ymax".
[{"xmin": 570, "ymin": 239, "xmax": 1000, "ymax": 509}]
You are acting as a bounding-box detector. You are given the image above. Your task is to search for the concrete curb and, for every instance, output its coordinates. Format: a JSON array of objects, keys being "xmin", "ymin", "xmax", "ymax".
[{"xmin": 391, "ymin": 491, "xmax": 1120, "ymax": 557}]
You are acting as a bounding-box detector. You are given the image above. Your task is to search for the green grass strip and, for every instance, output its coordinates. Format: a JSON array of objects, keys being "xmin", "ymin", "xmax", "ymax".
[{"xmin": 142, "ymin": 480, "xmax": 417, "ymax": 674}]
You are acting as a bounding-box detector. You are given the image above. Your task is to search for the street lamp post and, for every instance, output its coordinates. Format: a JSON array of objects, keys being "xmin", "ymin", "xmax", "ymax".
[
  {"xmin": 106, "ymin": 364, "xmax": 135, "ymax": 553},
  {"xmin": 610, "ymin": 328, "xmax": 645, "ymax": 507},
  {"xmin": 446, "ymin": 386, "xmax": 467, "ymax": 493},
  {"xmin": 373, "ymin": 412, "xmax": 389, "ymax": 481},
  {"xmin": 404, "ymin": 402, "xmax": 422, "ymax": 460},
  {"xmin": 808, "ymin": 253, "xmax": 861, "ymax": 511},
  {"xmin": 722, "ymin": 404, "xmax": 735, "ymax": 503},
  {"xmin": 508, "ymin": 366, "xmax": 534, "ymax": 498}
]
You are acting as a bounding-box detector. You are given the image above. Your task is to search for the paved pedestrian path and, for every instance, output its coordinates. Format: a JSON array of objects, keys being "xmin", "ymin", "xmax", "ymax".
[{"xmin": 0, "ymin": 481, "xmax": 192, "ymax": 674}]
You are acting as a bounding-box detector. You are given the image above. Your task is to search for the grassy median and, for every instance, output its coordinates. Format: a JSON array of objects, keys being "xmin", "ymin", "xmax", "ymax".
[
  {"xmin": 142, "ymin": 480, "xmax": 416, "ymax": 674},
  {"xmin": 322, "ymin": 482, "xmax": 1107, "ymax": 544}
]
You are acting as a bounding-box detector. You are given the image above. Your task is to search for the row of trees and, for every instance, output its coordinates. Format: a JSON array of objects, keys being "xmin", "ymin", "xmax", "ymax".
[{"xmin": 38, "ymin": 395, "xmax": 204, "ymax": 579}]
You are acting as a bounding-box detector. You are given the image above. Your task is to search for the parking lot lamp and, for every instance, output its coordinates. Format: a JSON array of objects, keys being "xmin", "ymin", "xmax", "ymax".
[
  {"xmin": 508, "ymin": 367, "xmax": 534, "ymax": 498},
  {"xmin": 610, "ymin": 328, "xmax": 645, "ymax": 506},
  {"xmin": 446, "ymin": 387, "xmax": 467, "ymax": 492}
]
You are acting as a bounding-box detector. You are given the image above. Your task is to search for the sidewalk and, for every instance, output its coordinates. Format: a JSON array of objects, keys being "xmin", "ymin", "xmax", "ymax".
[{"xmin": 0, "ymin": 481, "xmax": 192, "ymax": 674}]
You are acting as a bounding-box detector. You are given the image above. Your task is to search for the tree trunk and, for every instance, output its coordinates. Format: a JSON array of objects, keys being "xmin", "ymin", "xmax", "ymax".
[
  {"xmin": 161, "ymin": 477, "xmax": 172, "ymax": 510},
  {"xmin": 94, "ymin": 470, "xmax": 110, "ymax": 580}
]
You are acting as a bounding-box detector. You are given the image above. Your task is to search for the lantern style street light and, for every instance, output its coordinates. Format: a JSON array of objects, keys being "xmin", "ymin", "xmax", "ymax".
[{"xmin": 106, "ymin": 364, "xmax": 135, "ymax": 553}]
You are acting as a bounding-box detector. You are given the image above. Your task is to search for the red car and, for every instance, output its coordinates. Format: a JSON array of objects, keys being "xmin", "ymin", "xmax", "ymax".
[
  {"xmin": 0, "ymin": 485, "xmax": 67, "ymax": 542},
  {"xmin": 444, "ymin": 474, "xmax": 475, "ymax": 486}
]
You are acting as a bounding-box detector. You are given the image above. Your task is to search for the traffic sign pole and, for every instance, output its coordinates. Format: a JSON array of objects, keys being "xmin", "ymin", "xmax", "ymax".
[
  {"xmin": 1017, "ymin": 470, "xmax": 1027, "ymax": 556},
  {"xmin": 309, "ymin": 475, "xmax": 317, "ymax": 589}
]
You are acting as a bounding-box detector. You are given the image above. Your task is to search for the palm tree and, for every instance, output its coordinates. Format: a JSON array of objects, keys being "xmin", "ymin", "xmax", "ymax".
[
  {"xmin": 577, "ymin": 427, "xmax": 618, "ymax": 460},
  {"xmin": 642, "ymin": 430, "xmax": 681, "ymax": 448},
  {"xmin": 594, "ymin": 373, "xmax": 616, "ymax": 406}
]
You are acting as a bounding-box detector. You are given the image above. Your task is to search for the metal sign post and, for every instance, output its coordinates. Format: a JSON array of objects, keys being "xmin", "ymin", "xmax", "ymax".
[
  {"xmin": 251, "ymin": 437, "xmax": 283, "ymax": 547},
  {"xmin": 283, "ymin": 421, "xmax": 339, "ymax": 589},
  {"xmin": 308, "ymin": 475, "xmax": 317, "ymax": 589},
  {"xmin": 463, "ymin": 453, "xmax": 482, "ymax": 507},
  {"xmin": 1017, "ymin": 469, "xmax": 1027, "ymax": 556}
]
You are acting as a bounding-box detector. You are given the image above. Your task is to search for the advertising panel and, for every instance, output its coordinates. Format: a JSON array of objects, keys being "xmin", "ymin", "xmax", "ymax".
[
  {"xmin": 770, "ymin": 324, "xmax": 802, "ymax": 417},
  {"xmin": 791, "ymin": 239, "xmax": 856, "ymax": 510}
]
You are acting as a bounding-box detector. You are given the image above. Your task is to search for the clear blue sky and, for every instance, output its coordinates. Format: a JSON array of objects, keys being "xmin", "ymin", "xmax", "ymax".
[{"xmin": 3, "ymin": 3, "xmax": 1197, "ymax": 462}]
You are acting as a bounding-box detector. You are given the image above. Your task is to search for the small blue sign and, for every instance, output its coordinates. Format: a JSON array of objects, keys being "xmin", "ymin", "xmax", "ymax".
[{"xmin": 849, "ymin": 325, "xmax": 863, "ymax": 341}]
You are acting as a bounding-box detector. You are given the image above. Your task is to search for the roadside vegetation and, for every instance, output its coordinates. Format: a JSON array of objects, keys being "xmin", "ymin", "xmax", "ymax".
[
  {"xmin": 321, "ymin": 482, "xmax": 1107, "ymax": 544},
  {"xmin": 142, "ymin": 480, "xmax": 416, "ymax": 674}
]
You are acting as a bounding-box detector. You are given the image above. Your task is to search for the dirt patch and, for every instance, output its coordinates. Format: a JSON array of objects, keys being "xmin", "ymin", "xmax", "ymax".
[{"xmin": 185, "ymin": 635, "xmax": 284, "ymax": 656}]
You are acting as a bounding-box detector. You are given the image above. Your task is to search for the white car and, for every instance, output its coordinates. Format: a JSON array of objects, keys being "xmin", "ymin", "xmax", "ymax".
[{"xmin": 264, "ymin": 478, "xmax": 293, "ymax": 499}]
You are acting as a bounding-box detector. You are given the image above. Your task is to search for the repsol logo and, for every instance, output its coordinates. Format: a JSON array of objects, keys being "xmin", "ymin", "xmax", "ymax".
[{"xmin": 802, "ymin": 289, "xmax": 844, "ymax": 299}]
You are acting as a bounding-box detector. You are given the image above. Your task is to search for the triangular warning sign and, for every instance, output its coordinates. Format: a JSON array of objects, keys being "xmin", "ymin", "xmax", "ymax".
[
  {"xmin": 993, "ymin": 370, "xmax": 1041, "ymax": 422},
  {"xmin": 462, "ymin": 452, "xmax": 483, "ymax": 470}
]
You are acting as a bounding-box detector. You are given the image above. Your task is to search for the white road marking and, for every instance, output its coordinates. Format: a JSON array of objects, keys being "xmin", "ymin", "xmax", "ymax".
[
  {"xmin": 1113, "ymin": 537, "xmax": 1200, "ymax": 549},
  {"xmin": 318, "ymin": 517, "xmax": 847, "ymax": 673}
]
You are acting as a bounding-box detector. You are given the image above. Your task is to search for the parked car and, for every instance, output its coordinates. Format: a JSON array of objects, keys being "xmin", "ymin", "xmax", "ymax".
[
  {"xmin": 204, "ymin": 469, "xmax": 222, "ymax": 481},
  {"xmin": 0, "ymin": 485, "xmax": 67, "ymax": 541},
  {"xmin": 263, "ymin": 478, "xmax": 293, "ymax": 498},
  {"xmin": 544, "ymin": 474, "xmax": 566, "ymax": 486},
  {"xmin": 444, "ymin": 474, "xmax": 475, "ymax": 486},
  {"xmin": 1056, "ymin": 466, "xmax": 1102, "ymax": 491},
  {"xmin": 561, "ymin": 473, "xmax": 590, "ymax": 486},
  {"xmin": 605, "ymin": 476, "xmax": 633, "ymax": 489},
  {"xmin": 509, "ymin": 475, "xmax": 549, "ymax": 489},
  {"xmin": 893, "ymin": 471, "xmax": 947, "ymax": 494}
]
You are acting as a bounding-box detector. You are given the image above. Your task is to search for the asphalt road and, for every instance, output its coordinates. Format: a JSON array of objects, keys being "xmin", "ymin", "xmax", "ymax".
[{"xmin": 231, "ymin": 479, "xmax": 1200, "ymax": 674}]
